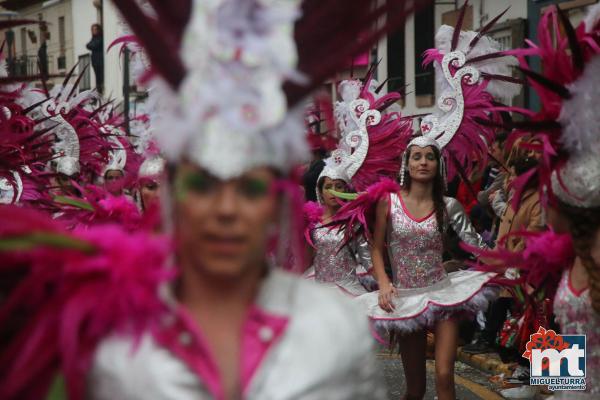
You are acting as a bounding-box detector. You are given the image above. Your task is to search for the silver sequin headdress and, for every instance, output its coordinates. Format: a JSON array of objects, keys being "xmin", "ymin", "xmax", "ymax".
[
  {"xmin": 315, "ymin": 81, "xmax": 382, "ymax": 203},
  {"xmin": 398, "ymin": 1, "xmax": 519, "ymax": 187}
]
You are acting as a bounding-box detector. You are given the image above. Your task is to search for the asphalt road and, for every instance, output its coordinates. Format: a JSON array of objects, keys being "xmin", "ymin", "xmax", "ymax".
[{"xmin": 378, "ymin": 353, "xmax": 504, "ymax": 400}]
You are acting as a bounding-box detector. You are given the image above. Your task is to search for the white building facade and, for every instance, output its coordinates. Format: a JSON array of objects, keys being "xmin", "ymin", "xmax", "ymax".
[{"xmin": 0, "ymin": 0, "xmax": 101, "ymax": 90}]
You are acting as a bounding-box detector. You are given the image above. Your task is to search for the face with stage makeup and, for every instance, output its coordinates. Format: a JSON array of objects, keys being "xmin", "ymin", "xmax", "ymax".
[
  {"xmin": 140, "ymin": 178, "xmax": 160, "ymax": 211},
  {"xmin": 173, "ymin": 162, "xmax": 279, "ymax": 279},
  {"xmin": 56, "ymin": 173, "xmax": 79, "ymax": 196},
  {"xmin": 104, "ymin": 169, "xmax": 125, "ymax": 196},
  {"xmin": 406, "ymin": 145, "xmax": 439, "ymax": 183},
  {"xmin": 318, "ymin": 176, "xmax": 347, "ymax": 210}
]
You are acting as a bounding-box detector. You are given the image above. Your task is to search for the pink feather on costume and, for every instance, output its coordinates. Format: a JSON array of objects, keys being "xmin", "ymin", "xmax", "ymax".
[
  {"xmin": 0, "ymin": 87, "xmax": 55, "ymax": 205},
  {"xmin": 351, "ymin": 111, "xmax": 412, "ymax": 192},
  {"xmin": 332, "ymin": 177, "xmax": 400, "ymax": 244},
  {"xmin": 0, "ymin": 206, "xmax": 175, "ymax": 400},
  {"xmin": 302, "ymin": 201, "xmax": 324, "ymax": 248},
  {"xmin": 420, "ymin": 56, "xmax": 499, "ymax": 182},
  {"xmin": 340, "ymin": 73, "xmax": 412, "ymax": 192},
  {"xmin": 61, "ymin": 105, "xmax": 110, "ymax": 184},
  {"xmin": 319, "ymin": 74, "xmax": 409, "ymax": 248},
  {"xmin": 52, "ymin": 184, "xmax": 161, "ymax": 232},
  {"xmin": 107, "ymin": 34, "xmax": 139, "ymax": 53},
  {"xmin": 306, "ymin": 94, "xmax": 338, "ymax": 153},
  {"xmin": 271, "ymin": 178, "xmax": 308, "ymax": 274},
  {"xmin": 503, "ymin": 6, "xmax": 600, "ymax": 207},
  {"xmin": 462, "ymin": 229, "xmax": 574, "ymax": 300}
]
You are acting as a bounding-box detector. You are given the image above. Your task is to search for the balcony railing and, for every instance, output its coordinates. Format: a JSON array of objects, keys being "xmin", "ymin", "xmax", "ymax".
[{"xmin": 6, "ymin": 55, "xmax": 52, "ymax": 77}]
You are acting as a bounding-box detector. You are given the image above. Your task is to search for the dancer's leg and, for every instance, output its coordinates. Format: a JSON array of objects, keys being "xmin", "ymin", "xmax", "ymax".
[
  {"xmin": 398, "ymin": 330, "xmax": 427, "ymax": 400},
  {"xmin": 434, "ymin": 318, "xmax": 459, "ymax": 400}
]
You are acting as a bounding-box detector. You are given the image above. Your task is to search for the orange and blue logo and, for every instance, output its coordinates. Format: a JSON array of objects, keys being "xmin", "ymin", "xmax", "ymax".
[{"xmin": 523, "ymin": 327, "xmax": 586, "ymax": 391}]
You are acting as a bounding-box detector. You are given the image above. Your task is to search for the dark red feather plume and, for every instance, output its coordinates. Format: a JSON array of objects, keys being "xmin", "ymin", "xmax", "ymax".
[
  {"xmin": 57, "ymin": 61, "xmax": 80, "ymax": 98},
  {"xmin": 468, "ymin": 7, "xmax": 510, "ymax": 53},
  {"xmin": 556, "ymin": 5, "xmax": 584, "ymax": 73},
  {"xmin": 451, "ymin": 0, "xmax": 469, "ymax": 51},
  {"xmin": 517, "ymin": 67, "xmax": 571, "ymax": 99},
  {"xmin": 68, "ymin": 64, "xmax": 90, "ymax": 99},
  {"xmin": 466, "ymin": 51, "xmax": 514, "ymax": 64},
  {"xmin": 109, "ymin": 0, "xmax": 189, "ymax": 89},
  {"xmin": 480, "ymin": 72, "xmax": 525, "ymax": 85}
]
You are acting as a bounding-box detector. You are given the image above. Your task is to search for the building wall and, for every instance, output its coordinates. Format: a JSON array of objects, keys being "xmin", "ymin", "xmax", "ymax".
[
  {"xmin": 1, "ymin": 0, "xmax": 105, "ymax": 91},
  {"xmin": 71, "ymin": 0, "xmax": 99, "ymax": 91},
  {"xmin": 2, "ymin": 0, "xmax": 74, "ymax": 85},
  {"xmin": 102, "ymin": 0, "xmax": 123, "ymax": 101},
  {"xmin": 377, "ymin": 0, "xmax": 529, "ymax": 124}
]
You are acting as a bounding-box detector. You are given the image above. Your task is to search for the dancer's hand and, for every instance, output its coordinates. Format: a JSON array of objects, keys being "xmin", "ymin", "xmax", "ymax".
[{"xmin": 378, "ymin": 281, "xmax": 397, "ymax": 312}]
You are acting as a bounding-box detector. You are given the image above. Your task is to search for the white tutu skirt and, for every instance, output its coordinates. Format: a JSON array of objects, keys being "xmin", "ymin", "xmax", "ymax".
[
  {"xmin": 303, "ymin": 267, "xmax": 368, "ymax": 297},
  {"xmin": 355, "ymin": 270, "xmax": 498, "ymax": 335}
]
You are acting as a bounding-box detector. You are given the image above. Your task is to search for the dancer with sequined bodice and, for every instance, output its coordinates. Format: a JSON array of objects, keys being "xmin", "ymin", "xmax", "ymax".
[
  {"xmin": 304, "ymin": 172, "xmax": 373, "ymax": 296},
  {"xmin": 304, "ymin": 75, "xmax": 411, "ymax": 295},
  {"xmin": 553, "ymin": 257, "xmax": 600, "ymax": 399},
  {"xmin": 356, "ymin": 138, "xmax": 497, "ymax": 400}
]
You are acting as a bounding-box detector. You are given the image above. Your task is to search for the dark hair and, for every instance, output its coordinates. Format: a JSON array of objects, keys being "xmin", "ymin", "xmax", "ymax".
[
  {"xmin": 512, "ymin": 155, "xmax": 538, "ymax": 176},
  {"xmin": 316, "ymin": 175, "xmax": 326, "ymax": 198},
  {"xmin": 104, "ymin": 169, "xmax": 124, "ymax": 179},
  {"xmin": 510, "ymin": 152, "xmax": 540, "ymax": 192},
  {"xmin": 91, "ymin": 24, "xmax": 103, "ymax": 35},
  {"xmin": 303, "ymin": 160, "xmax": 325, "ymax": 202},
  {"xmin": 557, "ymin": 201, "xmax": 600, "ymax": 314},
  {"xmin": 400, "ymin": 145, "xmax": 447, "ymax": 237}
]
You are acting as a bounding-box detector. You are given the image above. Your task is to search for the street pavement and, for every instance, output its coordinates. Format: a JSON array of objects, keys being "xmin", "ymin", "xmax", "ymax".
[{"xmin": 378, "ymin": 352, "xmax": 504, "ymax": 400}]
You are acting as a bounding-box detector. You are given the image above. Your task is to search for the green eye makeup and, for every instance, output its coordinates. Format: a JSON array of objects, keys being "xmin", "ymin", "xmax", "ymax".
[
  {"xmin": 239, "ymin": 178, "xmax": 270, "ymax": 198},
  {"xmin": 176, "ymin": 172, "xmax": 215, "ymax": 199}
]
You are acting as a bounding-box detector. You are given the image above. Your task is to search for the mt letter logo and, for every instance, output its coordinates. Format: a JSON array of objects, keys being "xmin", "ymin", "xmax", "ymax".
[{"xmin": 523, "ymin": 327, "xmax": 586, "ymax": 391}]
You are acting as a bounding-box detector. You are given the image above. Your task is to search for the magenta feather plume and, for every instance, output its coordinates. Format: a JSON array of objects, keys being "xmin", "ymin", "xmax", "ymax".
[
  {"xmin": 332, "ymin": 177, "xmax": 399, "ymax": 244},
  {"xmin": 302, "ymin": 201, "xmax": 324, "ymax": 248},
  {"xmin": 463, "ymin": 230, "xmax": 574, "ymax": 300},
  {"xmin": 352, "ymin": 113, "xmax": 412, "ymax": 191},
  {"xmin": 502, "ymin": 6, "xmax": 600, "ymax": 207},
  {"xmin": 420, "ymin": 57, "xmax": 499, "ymax": 182},
  {"xmin": 306, "ymin": 94, "xmax": 338, "ymax": 152},
  {"xmin": 0, "ymin": 206, "xmax": 175, "ymax": 400}
]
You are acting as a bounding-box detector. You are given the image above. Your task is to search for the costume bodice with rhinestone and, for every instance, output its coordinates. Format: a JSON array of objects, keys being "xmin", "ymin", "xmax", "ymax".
[
  {"xmin": 387, "ymin": 193, "xmax": 446, "ymax": 289},
  {"xmin": 311, "ymin": 225, "xmax": 361, "ymax": 284},
  {"xmin": 553, "ymin": 268, "xmax": 600, "ymax": 395}
]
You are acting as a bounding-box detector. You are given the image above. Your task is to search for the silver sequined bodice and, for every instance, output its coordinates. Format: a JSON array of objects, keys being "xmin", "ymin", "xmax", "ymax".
[
  {"xmin": 386, "ymin": 194, "xmax": 485, "ymax": 289},
  {"xmin": 387, "ymin": 193, "xmax": 446, "ymax": 289},
  {"xmin": 553, "ymin": 269, "xmax": 600, "ymax": 396},
  {"xmin": 311, "ymin": 225, "xmax": 369, "ymax": 284}
]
